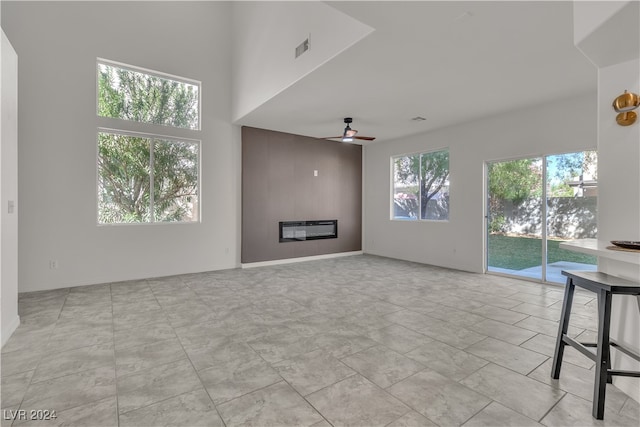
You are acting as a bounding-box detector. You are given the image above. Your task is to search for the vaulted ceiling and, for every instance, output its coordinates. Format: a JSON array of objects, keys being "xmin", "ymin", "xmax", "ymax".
[{"xmin": 236, "ymin": 1, "xmax": 597, "ymax": 143}]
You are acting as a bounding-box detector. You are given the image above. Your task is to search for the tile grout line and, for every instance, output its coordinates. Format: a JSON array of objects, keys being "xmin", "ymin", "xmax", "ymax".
[
  {"xmin": 9, "ymin": 291, "xmax": 115, "ymax": 424},
  {"xmin": 537, "ymin": 390, "xmax": 569, "ymax": 423},
  {"xmin": 454, "ymin": 361, "xmax": 558, "ymax": 425},
  {"xmin": 7, "ymin": 256, "xmax": 630, "ymax": 426},
  {"xmin": 9, "ymin": 289, "xmax": 69, "ymax": 423},
  {"xmin": 166, "ymin": 281, "xmax": 228, "ymax": 427},
  {"xmin": 459, "ymin": 399, "xmax": 494, "ymax": 427}
]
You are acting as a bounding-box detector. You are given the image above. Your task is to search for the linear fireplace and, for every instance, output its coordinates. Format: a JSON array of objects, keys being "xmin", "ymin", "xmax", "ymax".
[{"xmin": 279, "ymin": 220, "xmax": 338, "ymax": 242}]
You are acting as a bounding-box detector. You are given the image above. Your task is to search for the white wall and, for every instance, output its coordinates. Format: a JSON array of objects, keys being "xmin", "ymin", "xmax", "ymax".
[
  {"xmin": 597, "ymin": 59, "xmax": 640, "ymax": 249},
  {"xmin": 574, "ymin": 1, "xmax": 639, "ymax": 68},
  {"xmin": 2, "ymin": 2, "xmax": 240, "ymax": 292},
  {"xmin": 1, "ymin": 28, "xmax": 19, "ymax": 346},
  {"xmin": 363, "ymin": 92, "xmax": 597, "ymax": 272},
  {"xmin": 573, "ymin": 0, "xmax": 640, "ymax": 402},
  {"xmin": 231, "ymin": 1, "xmax": 373, "ymax": 122},
  {"xmin": 596, "ymin": 58, "xmax": 640, "ymax": 403},
  {"xmin": 573, "ymin": 0, "xmax": 629, "ymax": 46}
]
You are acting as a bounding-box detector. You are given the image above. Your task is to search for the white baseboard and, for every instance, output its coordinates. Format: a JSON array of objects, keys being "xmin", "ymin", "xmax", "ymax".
[
  {"xmin": 241, "ymin": 251, "xmax": 363, "ymax": 269},
  {"xmin": 1, "ymin": 315, "xmax": 20, "ymax": 348}
]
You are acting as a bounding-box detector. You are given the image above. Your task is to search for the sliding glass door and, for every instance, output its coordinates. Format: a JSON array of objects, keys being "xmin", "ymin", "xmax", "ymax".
[{"xmin": 487, "ymin": 151, "xmax": 597, "ymax": 283}]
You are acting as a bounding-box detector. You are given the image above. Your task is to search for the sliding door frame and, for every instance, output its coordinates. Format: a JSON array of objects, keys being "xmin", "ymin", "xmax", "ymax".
[
  {"xmin": 483, "ymin": 154, "xmax": 556, "ymax": 284},
  {"xmin": 484, "ymin": 153, "xmax": 576, "ymax": 284}
]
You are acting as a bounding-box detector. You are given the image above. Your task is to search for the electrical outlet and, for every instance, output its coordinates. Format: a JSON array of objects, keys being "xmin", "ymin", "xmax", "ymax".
[{"xmin": 49, "ymin": 260, "xmax": 58, "ymax": 269}]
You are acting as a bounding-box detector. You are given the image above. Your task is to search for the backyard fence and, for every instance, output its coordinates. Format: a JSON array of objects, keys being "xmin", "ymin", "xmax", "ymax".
[{"xmin": 490, "ymin": 196, "xmax": 597, "ymax": 239}]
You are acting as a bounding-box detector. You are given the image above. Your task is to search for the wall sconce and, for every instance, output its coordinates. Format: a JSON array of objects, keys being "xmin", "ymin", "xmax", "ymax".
[{"xmin": 612, "ymin": 90, "xmax": 640, "ymax": 126}]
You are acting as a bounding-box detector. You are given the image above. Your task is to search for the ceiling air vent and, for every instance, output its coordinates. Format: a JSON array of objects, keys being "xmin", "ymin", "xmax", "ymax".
[{"xmin": 295, "ymin": 37, "xmax": 310, "ymax": 59}]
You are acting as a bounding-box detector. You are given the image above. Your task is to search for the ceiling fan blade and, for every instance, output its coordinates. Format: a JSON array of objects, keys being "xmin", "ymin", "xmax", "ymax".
[
  {"xmin": 321, "ymin": 136, "xmax": 376, "ymax": 141},
  {"xmin": 327, "ymin": 117, "xmax": 375, "ymax": 141}
]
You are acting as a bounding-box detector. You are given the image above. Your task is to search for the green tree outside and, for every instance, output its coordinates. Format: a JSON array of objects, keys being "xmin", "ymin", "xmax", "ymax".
[
  {"xmin": 394, "ymin": 150, "xmax": 449, "ymax": 220},
  {"xmin": 488, "ymin": 159, "xmax": 542, "ymax": 204},
  {"xmin": 97, "ymin": 62, "xmax": 199, "ymax": 224},
  {"xmin": 487, "ymin": 159, "xmax": 542, "ymax": 233},
  {"xmin": 98, "ymin": 63, "xmax": 199, "ymax": 129}
]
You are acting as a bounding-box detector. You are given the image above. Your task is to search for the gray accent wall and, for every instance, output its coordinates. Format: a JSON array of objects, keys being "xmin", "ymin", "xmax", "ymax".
[{"xmin": 242, "ymin": 127, "xmax": 361, "ymax": 263}]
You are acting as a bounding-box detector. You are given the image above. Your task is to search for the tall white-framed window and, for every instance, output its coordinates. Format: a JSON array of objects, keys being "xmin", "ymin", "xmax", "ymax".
[
  {"xmin": 392, "ymin": 149, "xmax": 450, "ymax": 221},
  {"xmin": 96, "ymin": 59, "xmax": 201, "ymax": 224}
]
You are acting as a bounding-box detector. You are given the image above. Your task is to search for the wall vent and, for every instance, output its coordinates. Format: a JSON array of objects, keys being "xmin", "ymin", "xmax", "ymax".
[{"xmin": 295, "ymin": 37, "xmax": 310, "ymax": 59}]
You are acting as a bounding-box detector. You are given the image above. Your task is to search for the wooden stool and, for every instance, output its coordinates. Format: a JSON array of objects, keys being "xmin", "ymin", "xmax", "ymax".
[{"xmin": 551, "ymin": 270, "xmax": 640, "ymax": 419}]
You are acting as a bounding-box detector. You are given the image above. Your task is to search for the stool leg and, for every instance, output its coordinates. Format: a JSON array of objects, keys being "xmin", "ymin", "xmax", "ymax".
[
  {"xmin": 552, "ymin": 277, "xmax": 575, "ymax": 379},
  {"xmin": 606, "ymin": 352, "xmax": 612, "ymax": 384},
  {"xmin": 593, "ymin": 289, "xmax": 612, "ymax": 420}
]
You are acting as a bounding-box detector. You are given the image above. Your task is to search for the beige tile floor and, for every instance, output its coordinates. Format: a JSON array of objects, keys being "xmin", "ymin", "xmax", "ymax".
[{"xmin": 1, "ymin": 255, "xmax": 639, "ymax": 426}]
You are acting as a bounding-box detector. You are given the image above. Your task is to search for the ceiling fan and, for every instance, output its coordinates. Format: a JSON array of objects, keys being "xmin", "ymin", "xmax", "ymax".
[{"xmin": 323, "ymin": 118, "xmax": 376, "ymax": 142}]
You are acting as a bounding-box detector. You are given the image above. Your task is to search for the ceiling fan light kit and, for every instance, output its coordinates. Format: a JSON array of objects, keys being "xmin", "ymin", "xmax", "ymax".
[
  {"xmin": 324, "ymin": 117, "xmax": 376, "ymax": 142},
  {"xmin": 342, "ymin": 117, "xmax": 356, "ymax": 142}
]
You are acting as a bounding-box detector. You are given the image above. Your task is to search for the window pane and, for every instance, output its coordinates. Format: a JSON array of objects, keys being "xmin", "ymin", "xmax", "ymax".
[
  {"xmin": 153, "ymin": 140, "xmax": 199, "ymax": 222},
  {"xmin": 420, "ymin": 150, "xmax": 449, "ymax": 220},
  {"xmin": 98, "ymin": 132, "xmax": 151, "ymax": 224},
  {"xmin": 98, "ymin": 62, "xmax": 199, "ymax": 130},
  {"xmin": 393, "ymin": 155, "xmax": 420, "ymax": 219},
  {"xmin": 487, "ymin": 158, "xmax": 543, "ymax": 280},
  {"xmin": 545, "ymin": 151, "xmax": 597, "ymax": 283}
]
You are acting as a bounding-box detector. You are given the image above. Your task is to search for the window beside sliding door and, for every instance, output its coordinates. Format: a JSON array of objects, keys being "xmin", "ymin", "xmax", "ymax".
[{"xmin": 487, "ymin": 151, "xmax": 597, "ymax": 283}]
